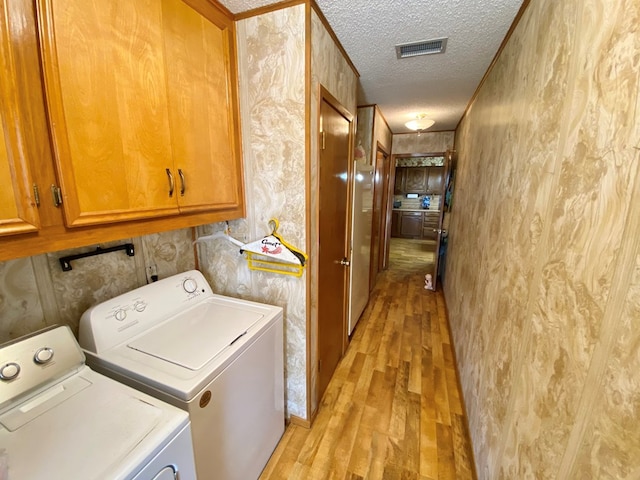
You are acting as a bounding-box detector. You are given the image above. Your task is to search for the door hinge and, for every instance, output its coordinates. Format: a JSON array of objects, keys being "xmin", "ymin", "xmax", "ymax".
[
  {"xmin": 321, "ymin": 131, "xmax": 326, "ymax": 150},
  {"xmin": 51, "ymin": 184, "xmax": 63, "ymax": 207},
  {"xmin": 33, "ymin": 184, "xmax": 40, "ymax": 207}
]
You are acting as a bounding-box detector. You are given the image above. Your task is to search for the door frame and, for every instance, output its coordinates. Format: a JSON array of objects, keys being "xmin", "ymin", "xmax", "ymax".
[
  {"xmin": 369, "ymin": 142, "xmax": 391, "ymax": 292},
  {"xmin": 313, "ymin": 85, "xmax": 354, "ymax": 412},
  {"xmin": 386, "ymin": 152, "xmax": 450, "ymax": 288}
]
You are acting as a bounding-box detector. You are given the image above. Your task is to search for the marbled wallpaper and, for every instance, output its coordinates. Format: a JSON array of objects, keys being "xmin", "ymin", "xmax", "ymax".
[
  {"xmin": 309, "ymin": 6, "xmax": 358, "ymax": 415},
  {"xmin": 444, "ymin": 0, "xmax": 640, "ymax": 478},
  {"xmin": 197, "ymin": 4, "xmax": 308, "ymax": 419},
  {"xmin": 392, "ymin": 131, "xmax": 454, "ymax": 154},
  {"xmin": 0, "ymin": 228, "xmax": 196, "ymax": 342}
]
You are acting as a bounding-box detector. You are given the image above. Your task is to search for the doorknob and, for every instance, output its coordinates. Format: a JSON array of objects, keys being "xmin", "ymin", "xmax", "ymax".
[{"xmin": 340, "ymin": 258, "xmax": 350, "ymax": 266}]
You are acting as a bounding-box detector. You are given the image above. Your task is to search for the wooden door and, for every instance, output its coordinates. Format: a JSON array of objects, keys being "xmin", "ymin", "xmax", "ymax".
[
  {"xmin": 391, "ymin": 211, "xmax": 401, "ymax": 237},
  {"xmin": 162, "ymin": 0, "xmax": 242, "ymax": 214},
  {"xmin": 38, "ymin": 0, "xmax": 177, "ymax": 227},
  {"xmin": 318, "ymin": 95, "xmax": 351, "ymax": 400},
  {"xmin": 404, "ymin": 167, "xmax": 428, "ymax": 193},
  {"xmin": 393, "ymin": 167, "xmax": 405, "ymax": 194},
  {"xmin": 400, "ymin": 212, "xmax": 423, "ymax": 238},
  {"xmin": 378, "ymin": 148, "xmax": 392, "ymax": 271},
  {"xmin": 0, "ymin": 2, "xmax": 40, "ymax": 236},
  {"xmin": 38, "ymin": 0, "xmax": 242, "ymax": 227},
  {"xmin": 369, "ymin": 147, "xmax": 388, "ymax": 290},
  {"xmin": 427, "ymin": 166, "xmax": 444, "ymax": 194}
]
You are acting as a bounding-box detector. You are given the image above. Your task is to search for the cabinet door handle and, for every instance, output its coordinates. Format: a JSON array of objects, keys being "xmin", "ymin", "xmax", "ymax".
[
  {"xmin": 178, "ymin": 169, "xmax": 185, "ymax": 196},
  {"xmin": 166, "ymin": 168, "xmax": 175, "ymax": 197}
]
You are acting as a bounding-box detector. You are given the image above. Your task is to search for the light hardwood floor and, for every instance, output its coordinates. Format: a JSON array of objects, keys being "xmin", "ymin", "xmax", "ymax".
[{"xmin": 260, "ymin": 238, "xmax": 476, "ymax": 480}]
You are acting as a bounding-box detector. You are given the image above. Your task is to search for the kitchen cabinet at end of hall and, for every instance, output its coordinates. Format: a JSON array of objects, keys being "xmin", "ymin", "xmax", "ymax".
[
  {"xmin": 394, "ymin": 166, "xmax": 444, "ymax": 195},
  {"xmin": 391, "ymin": 210, "xmax": 441, "ymax": 240},
  {"xmin": 38, "ymin": 0, "xmax": 243, "ymax": 227}
]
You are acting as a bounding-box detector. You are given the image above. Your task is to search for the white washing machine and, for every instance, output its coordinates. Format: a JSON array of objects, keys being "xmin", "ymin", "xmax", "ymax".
[
  {"xmin": 0, "ymin": 325, "xmax": 196, "ymax": 480},
  {"xmin": 78, "ymin": 270, "xmax": 285, "ymax": 480}
]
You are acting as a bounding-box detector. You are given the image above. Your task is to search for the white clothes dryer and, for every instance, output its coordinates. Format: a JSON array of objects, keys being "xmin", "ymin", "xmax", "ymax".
[
  {"xmin": 79, "ymin": 270, "xmax": 285, "ymax": 480},
  {"xmin": 0, "ymin": 325, "xmax": 196, "ymax": 480}
]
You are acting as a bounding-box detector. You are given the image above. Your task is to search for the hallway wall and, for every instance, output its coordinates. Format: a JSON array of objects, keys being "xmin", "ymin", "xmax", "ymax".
[
  {"xmin": 391, "ymin": 131, "xmax": 454, "ymax": 154},
  {"xmin": 445, "ymin": 0, "xmax": 640, "ymax": 478}
]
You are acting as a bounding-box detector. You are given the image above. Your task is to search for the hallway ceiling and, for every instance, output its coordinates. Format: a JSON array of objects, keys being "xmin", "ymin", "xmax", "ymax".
[{"xmin": 218, "ymin": 0, "xmax": 525, "ymax": 133}]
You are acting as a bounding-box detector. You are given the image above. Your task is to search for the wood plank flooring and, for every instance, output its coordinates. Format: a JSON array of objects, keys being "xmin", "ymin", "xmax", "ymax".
[{"xmin": 260, "ymin": 238, "xmax": 476, "ymax": 480}]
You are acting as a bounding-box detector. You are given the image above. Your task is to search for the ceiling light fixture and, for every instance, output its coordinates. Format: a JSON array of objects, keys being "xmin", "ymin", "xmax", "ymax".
[{"xmin": 405, "ymin": 114, "xmax": 435, "ymax": 132}]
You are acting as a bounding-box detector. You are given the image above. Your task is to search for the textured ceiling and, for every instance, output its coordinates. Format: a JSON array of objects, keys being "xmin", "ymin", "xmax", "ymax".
[{"xmin": 219, "ymin": 0, "xmax": 524, "ymax": 133}]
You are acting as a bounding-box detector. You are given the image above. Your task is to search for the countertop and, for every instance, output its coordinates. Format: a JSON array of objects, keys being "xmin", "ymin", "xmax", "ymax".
[{"xmin": 393, "ymin": 208, "xmax": 439, "ymax": 213}]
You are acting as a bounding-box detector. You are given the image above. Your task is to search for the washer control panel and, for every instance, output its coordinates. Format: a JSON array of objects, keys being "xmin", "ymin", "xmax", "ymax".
[
  {"xmin": 0, "ymin": 326, "xmax": 85, "ymax": 410},
  {"xmin": 79, "ymin": 270, "xmax": 214, "ymax": 354}
]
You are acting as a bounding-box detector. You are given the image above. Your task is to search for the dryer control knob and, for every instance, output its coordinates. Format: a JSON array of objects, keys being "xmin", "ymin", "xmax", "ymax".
[
  {"xmin": 133, "ymin": 301, "xmax": 147, "ymax": 312},
  {"xmin": 0, "ymin": 362, "xmax": 20, "ymax": 381},
  {"xmin": 183, "ymin": 278, "xmax": 198, "ymax": 294},
  {"xmin": 34, "ymin": 347, "xmax": 54, "ymax": 365},
  {"xmin": 114, "ymin": 309, "xmax": 127, "ymax": 321}
]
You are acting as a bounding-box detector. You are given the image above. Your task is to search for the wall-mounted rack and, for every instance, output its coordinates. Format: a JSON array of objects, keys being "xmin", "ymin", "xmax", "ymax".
[{"xmin": 59, "ymin": 243, "xmax": 135, "ymax": 271}]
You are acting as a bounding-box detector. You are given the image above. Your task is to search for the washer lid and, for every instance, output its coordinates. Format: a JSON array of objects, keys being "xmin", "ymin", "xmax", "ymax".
[
  {"xmin": 0, "ymin": 367, "xmax": 188, "ymax": 480},
  {"xmin": 127, "ymin": 302, "xmax": 264, "ymax": 370}
]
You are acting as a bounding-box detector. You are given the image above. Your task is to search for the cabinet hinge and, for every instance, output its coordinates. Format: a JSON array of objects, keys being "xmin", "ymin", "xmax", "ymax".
[
  {"xmin": 33, "ymin": 184, "xmax": 40, "ymax": 207},
  {"xmin": 51, "ymin": 184, "xmax": 63, "ymax": 207},
  {"xmin": 321, "ymin": 131, "xmax": 326, "ymax": 150}
]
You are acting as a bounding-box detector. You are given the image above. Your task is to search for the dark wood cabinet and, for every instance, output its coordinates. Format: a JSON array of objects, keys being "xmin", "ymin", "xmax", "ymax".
[
  {"xmin": 394, "ymin": 166, "xmax": 444, "ymax": 194},
  {"xmin": 426, "ymin": 166, "xmax": 444, "ymax": 194},
  {"xmin": 391, "ymin": 210, "xmax": 401, "ymax": 237},
  {"xmin": 393, "ymin": 167, "xmax": 405, "ymax": 194},
  {"xmin": 399, "ymin": 211, "xmax": 423, "ymax": 238},
  {"xmin": 391, "ymin": 210, "xmax": 441, "ymax": 239},
  {"xmin": 422, "ymin": 211, "xmax": 440, "ymax": 240},
  {"xmin": 403, "ymin": 167, "xmax": 428, "ymax": 193}
]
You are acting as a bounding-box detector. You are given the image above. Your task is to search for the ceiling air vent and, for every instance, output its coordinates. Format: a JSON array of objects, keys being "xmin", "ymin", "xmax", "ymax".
[{"xmin": 395, "ymin": 37, "xmax": 448, "ymax": 59}]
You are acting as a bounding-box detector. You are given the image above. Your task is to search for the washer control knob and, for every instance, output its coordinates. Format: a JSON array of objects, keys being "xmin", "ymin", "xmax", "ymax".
[
  {"xmin": 114, "ymin": 309, "xmax": 127, "ymax": 321},
  {"xmin": 34, "ymin": 347, "xmax": 54, "ymax": 365},
  {"xmin": 133, "ymin": 301, "xmax": 147, "ymax": 312},
  {"xmin": 0, "ymin": 362, "xmax": 20, "ymax": 381},
  {"xmin": 182, "ymin": 278, "xmax": 198, "ymax": 294}
]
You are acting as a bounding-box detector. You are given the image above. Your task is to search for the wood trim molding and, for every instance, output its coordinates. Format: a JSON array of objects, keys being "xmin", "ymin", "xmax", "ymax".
[
  {"xmin": 456, "ymin": 0, "xmax": 532, "ymax": 131},
  {"xmin": 289, "ymin": 413, "xmax": 313, "ymax": 429},
  {"xmin": 374, "ymin": 105, "xmax": 392, "ymax": 138},
  {"xmin": 304, "ymin": 0, "xmax": 313, "ymax": 427},
  {"xmin": 234, "ymin": 0, "xmax": 304, "ymax": 20},
  {"xmin": 309, "ymin": 0, "xmax": 360, "ymax": 78},
  {"xmin": 319, "ymin": 84, "xmax": 354, "ymax": 122}
]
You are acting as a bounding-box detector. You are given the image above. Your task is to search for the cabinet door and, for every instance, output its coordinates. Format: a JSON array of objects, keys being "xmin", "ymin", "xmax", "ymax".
[
  {"xmin": 391, "ymin": 210, "xmax": 401, "ymax": 237},
  {"xmin": 400, "ymin": 212, "xmax": 422, "ymax": 238},
  {"xmin": 39, "ymin": 0, "xmax": 177, "ymax": 227},
  {"xmin": 427, "ymin": 166, "xmax": 444, "ymax": 194},
  {"xmin": 403, "ymin": 167, "xmax": 428, "ymax": 193},
  {"xmin": 422, "ymin": 212, "xmax": 439, "ymax": 240},
  {"xmin": 0, "ymin": 3, "xmax": 40, "ymax": 236},
  {"xmin": 162, "ymin": 0, "xmax": 242, "ymax": 213},
  {"xmin": 393, "ymin": 167, "xmax": 405, "ymax": 194}
]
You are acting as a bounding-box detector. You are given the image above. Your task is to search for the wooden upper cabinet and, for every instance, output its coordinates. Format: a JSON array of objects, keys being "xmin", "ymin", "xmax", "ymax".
[
  {"xmin": 0, "ymin": 1, "xmax": 40, "ymax": 236},
  {"xmin": 403, "ymin": 167, "xmax": 428, "ymax": 193},
  {"xmin": 427, "ymin": 166, "xmax": 444, "ymax": 194},
  {"xmin": 163, "ymin": 0, "xmax": 241, "ymax": 214},
  {"xmin": 393, "ymin": 167, "xmax": 405, "ymax": 194},
  {"xmin": 37, "ymin": 0, "xmax": 242, "ymax": 227}
]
